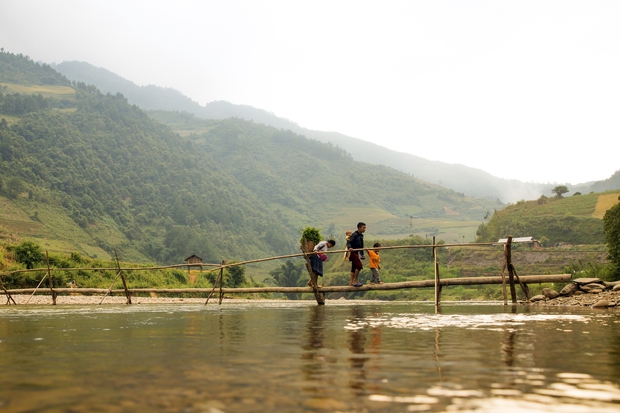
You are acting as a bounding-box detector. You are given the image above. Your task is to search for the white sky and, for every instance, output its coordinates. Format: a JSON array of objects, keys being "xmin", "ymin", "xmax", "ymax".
[{"xmin": 1, "ymin": 0, "xmax": 618, "ymax": 184}]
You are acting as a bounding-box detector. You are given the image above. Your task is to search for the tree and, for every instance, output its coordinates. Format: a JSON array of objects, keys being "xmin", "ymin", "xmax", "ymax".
[
  {"xmin": 551, "ymin": 185, "xmax": 569, "ymax": 199},
  {"xmin": 13, "ymin": 240, "xmax": 45, "ymax": 269},
  {"xmin": 6, "ymin": 176, "xmax": 24, "ymax": 199},
  {"xmin": 225, "ymin": 264, "xmax": 246, "ymax": 288},
  {"xmin": 603, "ymin": 196, "xmax": 620, "ymax": 280},
  {"xmin": 271, "ymin": 260, "xmax": 304, "ymax": 288},
  {"xmin": 270, "ymin": 260, "xmax": 305, "ymax": 300}
]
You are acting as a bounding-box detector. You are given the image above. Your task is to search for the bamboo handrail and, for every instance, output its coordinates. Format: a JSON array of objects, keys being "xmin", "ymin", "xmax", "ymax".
[{"xmin": 0, "ymin": 242, "xmax": 504, "ymax": 278}]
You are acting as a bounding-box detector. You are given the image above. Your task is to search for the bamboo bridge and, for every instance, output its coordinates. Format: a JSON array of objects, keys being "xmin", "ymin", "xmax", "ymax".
[{"xmin": 1, "ymin": 236, "xmax": 572, "ymax": 306}]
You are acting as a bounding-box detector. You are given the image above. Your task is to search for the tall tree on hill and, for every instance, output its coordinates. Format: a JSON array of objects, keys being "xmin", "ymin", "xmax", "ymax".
[{"xmin": 551, "ymin": 185, "xmax": 569, "ymax": 199}]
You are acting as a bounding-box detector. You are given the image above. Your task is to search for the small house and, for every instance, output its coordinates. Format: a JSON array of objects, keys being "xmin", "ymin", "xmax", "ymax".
[{"xmin": 184, "ymin": 254, "xmax": 203, "ymax": 273}]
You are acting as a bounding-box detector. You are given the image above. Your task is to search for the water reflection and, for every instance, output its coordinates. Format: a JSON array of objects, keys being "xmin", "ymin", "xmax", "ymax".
[
  {"xmin": 1, "ymin": 303, "xmax": 620, "ymax": 413},
  {"xmin": 347, "ymin": 306, "xmax": 369, "ymax": 394},
  {"xmin": 301, "ymin": 305, "xmax": 327, "ymax": 385},
  {"xmin": 501, "ymin": 329, "xmax": 516, "ymax": 367},
  {"xmin": 433, "ymin": 329, "xmax": 445, "ymax": 382},
  {"xmin": 217, "ymin": 309, "xmax": 246, "ymax": 356}
]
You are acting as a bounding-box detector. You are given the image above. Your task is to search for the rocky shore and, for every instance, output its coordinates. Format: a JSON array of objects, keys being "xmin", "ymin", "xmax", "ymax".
[{"xmin": 529, "ymin": 278, "xmax": 620, "ymax": 308}]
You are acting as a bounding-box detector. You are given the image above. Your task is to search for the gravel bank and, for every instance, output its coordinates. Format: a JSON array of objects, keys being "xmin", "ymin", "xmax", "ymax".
[
  {"xmin": 5, "ymin": 294, "xmax": 241, "ymax": 305},
  {"xmin": 529, "ymin": 289, "xmax": 620, "ymax": 308}
]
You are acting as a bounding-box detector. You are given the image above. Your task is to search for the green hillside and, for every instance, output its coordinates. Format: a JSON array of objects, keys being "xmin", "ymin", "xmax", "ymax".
[
  {"xmin": 148, "ymin": 110, "xmax": 504, "ymax": 242},
  {"xmin": 0, "ymin": 51, "xmax": 295, "ymax": 263},
  {"xmin": 1, "ymin": 50, "xmax": 504, "ymax": 268},
  {"xmin": 475, "ymin": 191, "xmax": 620, "ymax": 245}
]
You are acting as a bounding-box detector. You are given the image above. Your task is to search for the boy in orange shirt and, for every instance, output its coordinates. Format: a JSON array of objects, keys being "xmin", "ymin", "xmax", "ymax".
[{"xmin": 368, "ymin": 243, "xmax": 383, "ymax": 284}]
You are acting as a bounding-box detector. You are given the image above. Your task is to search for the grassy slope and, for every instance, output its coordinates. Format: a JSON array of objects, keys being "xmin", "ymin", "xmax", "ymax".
[
  {"xmin": 0, "ymin": 82, "xmax": 116, "ymax": 259},
  {"xmin": 0, "ymin": 195, "xmax": 123, "ymax": 261},
  {"xmin": 0, "ymin": 82, "xmax": 75, "ymax": 98},
  {"xmin": 477, "ymin": 191, "xmax": 620, "ymax": 245}
]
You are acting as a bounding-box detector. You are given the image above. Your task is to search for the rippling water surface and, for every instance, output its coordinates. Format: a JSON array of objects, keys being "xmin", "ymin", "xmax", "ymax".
[{"xmin": 1, "ymin": 301, "xmax": 619, "ymax": 412}]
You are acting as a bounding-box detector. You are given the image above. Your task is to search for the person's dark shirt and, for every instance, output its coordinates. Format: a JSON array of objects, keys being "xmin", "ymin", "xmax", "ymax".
[{"xmin": 347, "ymin": 230, "xmax": 364, "ymax": 251}]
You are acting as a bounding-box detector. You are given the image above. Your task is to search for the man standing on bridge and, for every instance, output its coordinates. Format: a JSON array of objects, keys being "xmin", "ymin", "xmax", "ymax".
[{"xmin": 347, "ymin": 222, "xmax": 366, "ymax": 287}]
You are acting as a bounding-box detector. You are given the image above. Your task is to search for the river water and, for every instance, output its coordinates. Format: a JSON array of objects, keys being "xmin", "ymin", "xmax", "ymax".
[{"xmin": 1, "ymin": 301, "xmax": 619, "ymax": 412}]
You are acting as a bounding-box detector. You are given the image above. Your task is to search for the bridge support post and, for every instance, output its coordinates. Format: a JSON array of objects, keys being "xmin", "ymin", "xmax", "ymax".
[
  {"xmin": 433, "ymin": 236, "xmax": 441, "ymax": 307},
  {"xmin": 505, "ymin": 236, "xmax": 517, "ymax": 304}
]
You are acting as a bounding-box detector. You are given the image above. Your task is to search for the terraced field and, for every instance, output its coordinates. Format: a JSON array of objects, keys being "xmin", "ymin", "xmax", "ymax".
[{"xmin": 593, "ymin": 192, "xmax": 620, "ymax": 218}]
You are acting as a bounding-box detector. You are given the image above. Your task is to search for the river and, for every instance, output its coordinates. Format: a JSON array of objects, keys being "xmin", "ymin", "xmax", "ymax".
[{"xmin": 1, "ymin": 301, "xmax": 619, "ymax": 412}]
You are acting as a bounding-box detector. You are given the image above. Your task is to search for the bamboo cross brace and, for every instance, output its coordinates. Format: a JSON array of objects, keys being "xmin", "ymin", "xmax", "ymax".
[
  {"xmin": 0, "ymin": 276, "xmax": 16, "ymax": 305},
  {"xmin": 511, "ymin": 265, "xmax": 531, "ymax": 301},
  {"xmin": 114, "ymin": 249, "xmax": 132, "ymax": 305},
  {"xmin": 99, "ymin": 268, "xmax": 125, "ymax": 305},
  {"xmin": 25, "ymin": 272, "xmax": 48, "ymax": 305},
  {"xmin": 204, "ymin": 261, "xmax": 226, "ymax": 305}
]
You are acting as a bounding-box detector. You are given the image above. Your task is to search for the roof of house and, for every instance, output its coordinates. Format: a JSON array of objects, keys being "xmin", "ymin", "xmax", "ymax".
[
  {"xmin": 184, "ymin": 254, "xmax": 203, "ymax": 261},
  {"xmin": 497, "ymin": 236, "xmax": 536, "ymax": 243}
]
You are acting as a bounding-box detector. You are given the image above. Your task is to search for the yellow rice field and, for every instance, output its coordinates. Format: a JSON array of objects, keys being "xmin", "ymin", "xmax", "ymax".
[{"xmin": 593, "ymin": 193, "xmax": 620, "ymax": 218}]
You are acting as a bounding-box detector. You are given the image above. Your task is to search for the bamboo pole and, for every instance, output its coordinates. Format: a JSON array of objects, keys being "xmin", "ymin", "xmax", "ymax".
[
  {"xmin": 0, "ymin": 276, "xmax": 16, "ymax": 305},
  {"xmin": 433, "ymin": 236, "xmax": 441, "ymax": 307},
  {"xmin": 99, "ymin": 265, "xmax": 126, "ymax": 305},
  {"xmin": 46, "ymin": 251, "xmax": 56, "ymax": 305},
  {"xmin": 512, "ymin": 266, "xmax": 531, "ymax": 301},
  {"xmin": 0, "ymin": 242, "xmax": 499, "ymax": 279},
  {"xmin": 9, "ymin": 274, "xmax": 571, "ymax": 295},
  {"xmin": 500, "ymin": 263, "xmax": 507, "ymax": 305},
  {"xmin": 0, "ymin": 262, "xmax": 221, "ymax": 278},
  {"xmin": 25, "ymin": 271, "xmax": 48, "ymax": 304},
  {"xmin": 114, "ymin": 249, "xmax": 131, "ymax": 305},
  {"xmin": 300, "ymin": 240, "xmax": 325, "ymax": 305},
  {"xmin": 205, "ymin": 260, "xmax": 225, "ymax": 306},
  {"xmin": 218, "ymin": 260, "xmax": 225, "ymax": 305},
  {"xmin": 505, "ymin": 237, "xmax": 517, "ymax": 304}
]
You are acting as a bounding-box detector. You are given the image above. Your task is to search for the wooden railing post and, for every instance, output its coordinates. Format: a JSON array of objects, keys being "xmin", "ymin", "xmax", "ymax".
[
  {"xmin": 505, "ymin": 236, "xmax": 517, "ymax": 304},
  {"xmin": 219, "ymin": 260, "xmax": 225, "ymax": 305},
  {"xmin": 300, "ymin": 240, "xmax": 325, "ymax": 305},
  {"xmin": 433, "ymin": 236, "xmax": 441, "ymax": 307},
  {"xmin": 46, "ymin": 251, "xmax": 57, "ymax": 305},
  {"xmin": 501, "ymin": 262, "xmax": 507, "ymax": 305}
]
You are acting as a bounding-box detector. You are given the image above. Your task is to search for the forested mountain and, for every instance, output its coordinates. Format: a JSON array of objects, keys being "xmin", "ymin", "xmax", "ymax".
[
  {"xmin": 52, "ymin": 60, "xmax": 619, "ymax": 203},
  {"xmin": 161, "ymin": 113, "xmax": 499, "ymax": 223},
  {"xmin": 1, "ymin": 52, "xmax": 295, "ymax": 263},
  {"xmin": 1, "ymin": 51, "xmax": 70, "ymax": 86},
  {"xmin": 1, "ymin": 50, "xmax": 504, "ymax": 264}
]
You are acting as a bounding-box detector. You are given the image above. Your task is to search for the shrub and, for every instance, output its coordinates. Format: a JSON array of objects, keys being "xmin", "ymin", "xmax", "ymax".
[{"xmin": 12, "ymin": 241, "xmax": 45, "ymax": 269}]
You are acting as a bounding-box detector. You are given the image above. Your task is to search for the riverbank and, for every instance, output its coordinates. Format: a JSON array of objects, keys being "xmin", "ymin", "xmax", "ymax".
[
  {"xmin": 4, "ymin": 290, "xmax": 620, "ymax": 307},
  {"xmin": 529, "ymin": 289, "xmax": 620, "ymax": 307},
  {"xmin": 5, "ymin": 294, "xmax": 234, "ymax": 305}
]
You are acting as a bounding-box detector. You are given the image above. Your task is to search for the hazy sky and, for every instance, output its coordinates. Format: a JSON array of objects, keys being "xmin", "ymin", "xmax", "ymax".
[{"xmin": 1, "ymin": 1, "xmax": 618, "ymax": 184}]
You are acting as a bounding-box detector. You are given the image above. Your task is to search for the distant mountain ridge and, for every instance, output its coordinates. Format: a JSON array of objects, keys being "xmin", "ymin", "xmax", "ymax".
[{"xmin": 51, "ymin": 60, "xmax": 619, "ymax": 203}]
